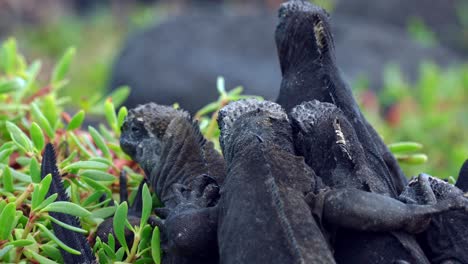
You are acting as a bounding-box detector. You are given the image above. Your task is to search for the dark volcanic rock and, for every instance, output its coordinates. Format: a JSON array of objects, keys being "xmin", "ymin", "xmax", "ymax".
[
  {"xmin": 334, "ymin": 0, "xmax": 467, "ymax": 55},
  {"xmin": 109, "ymin": 7, "xmax": 460, "ymax": 113},
  {"xmin": 109, "ymin": 11, "xmax": 280, "ymax": 113}
]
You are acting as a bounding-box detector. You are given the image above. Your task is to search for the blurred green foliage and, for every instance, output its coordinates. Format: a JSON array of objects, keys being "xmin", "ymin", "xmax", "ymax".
[
  {"xmin": 0, "ymin": 38, "xmax": 159, "ymax": 263},
  {"xmin": 355, "ymin": 62, "xmax": 468, "ymax": 179}
]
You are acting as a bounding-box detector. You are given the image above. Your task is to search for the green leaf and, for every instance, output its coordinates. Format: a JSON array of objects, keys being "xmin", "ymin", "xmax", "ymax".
[
  {"xmin": 25, "ymin": 249, "xmax": 60, "ymax": 264},
  {"xmin": 67, "ymin": 110, "xmax": 85, "ymax": 131},
  {"xmin": 30, "ymin": 122, "xmax": 45, "ymax": 151},
  {"xmin": 227, "ymin": 86, "xmax": 244, "ymax": 96},
  {"xmin": 0, "ymin": 245, "xmax": 13, "ymax": 259},
  {"xmin": 113, "ymin": 202, "xmax": 129, "ymax": 251},
  {"xmin": 0, "ymin": 164, "xmax": 30, "ymax": 182},
  {"xmin": 106, "ymin": 86, "xmax": 130, "ymax": 108},
  {"xmin": 135, "ymin": 257, "xmax": 155, "ymax": 264},
  {"xmin": 115, "ymin": 247, "xmax": 125, "ymax": 261},
  {"xmin": 43, "ymin": 95, "xmax": 59, "ymax": 129},
  {"xmin": 29, "ymin": 157, "xmax": 41, "ymax": 183},
  {"xmin": 41, "ymin": 201, "xmax": 91, "ymax": 218},
  {"xmin": 67, "ymin": 132, "xmax": 92, "ymax": 158},
  {"xmin": 81, "ymin": 177, "xmax": 112, "ymax": 197},
  {"xmin": 6, "ymin": 121, "xmax": 33, "ymax": 153},
  {"xmin": 101, "ymin": 243, "xmax": 116, "ymax": 260},
  {"xmin": 31, "ymin": 174, "xmax": 52, "ymax": 210},
  {"xmin": 0, "ymin": 202, "xmax": 17, "ymax": 240},
  {"xmin": 58, "ymin": 150, "xmax": 78, "ymax": 169},
  {"xmin": 395, "ymin": 153, "xmax": 428, "ymax": 165},
  {"xmin": 0, "ymin": 200, "xmax": 6, "ymax": 214},
  {"xmin": 36, "ymin": 223, "xmax": 81, "ymax": 255},
  {"xmin": 216, "ymin": 76, "xmax": 226, "ymax": 96},
  {"xmin": 195, "ymin": 101, "xmax": 220, "ymax": 118},
  {"xmin": 51, "ymin": 47, "xmax": 76, "ymax": 86},
  {"xmin": 140, "ymin": 184, "xmax": 152, "ymax": 228},
  {"xmin": 117, "ymin": 107, "xmax": 128, "ymax": 130},
  {"xmin": 35, "ymin": 193, "xmax": 57, "ymax": 211},
  {"xmin": 25, "ymin": 60, "xmax": 41, "ymax": 91},
  {"xmin": 80, "ymin": 170, "xmax": 115, "ymax": 182},
  {"xmin": 388, "ymin": 142, "xmax": 424, "ymax": 154},
  {"xmin": 1, "ymin": 38, "xmax": 17, "ymax": 74},
  {"xmin": 88, "ymin": 126, "xmax": 111, "ymax": 159},
  {"xmin": 89, "ymin": 157, "xmax": 112, "ymax": 166},
  {"xmin": 63, "ymin": 160, "xmax": 108, "ymax": 171},
  {"xmin": 48, "ymin": 215, "xmax": 87, "ymax": 234},
  {"xmin": 41, "ymin": 244, "xmax": 64, "ymax": 263},
  {"xmin": 6, "ymin": 239, "xmax": 34, "ymax": 247},
  {"xmin": 0, "ymin": 145, "xmax": 15, "ymax": 163},
  {"xmin": 90, "ymin": 206, "xmax": 115, "ymax": 219},
  {"xmin": 151, "ymin": 226, "xmax": 161, "ymax": 264},
  {"xmin": 0, "ymin": 78, "xmax": 21, "ymax": 94},
  {"xmin": 97, "ymin": 249, "xmax": 110, "ymax": 264},
  {"xmin": 104, "ymin": 99, "xmax": 118, "ymax": 133},
  {"xmin": 82, "ymin": 191, "xmax": 105, "ymax": 206},
  {"xmin": 108, "ymin": 233, "xmax": 116, "ymax": 251},
  {"xmin": 2, "ymin": 167, "xmax": 14, "ymax": 192},
  {"xmin": 31, "ymin": 103, "xmax": 54, "ymax": 138}
]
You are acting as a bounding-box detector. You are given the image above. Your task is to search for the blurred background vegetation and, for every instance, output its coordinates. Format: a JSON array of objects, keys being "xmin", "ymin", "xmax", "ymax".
[{"xmin": 0, "ymin": 0, "xmax": 467, "ymax": 178}]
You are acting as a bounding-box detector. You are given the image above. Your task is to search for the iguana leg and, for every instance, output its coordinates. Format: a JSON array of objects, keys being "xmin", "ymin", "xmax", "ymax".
[
  {"xmin": 316, "ymin": 187, "xmax": 468, "ymax": 234},
  {"xmin": 150, "ymin": 175, "xmax": 219, "ymax": 260}
]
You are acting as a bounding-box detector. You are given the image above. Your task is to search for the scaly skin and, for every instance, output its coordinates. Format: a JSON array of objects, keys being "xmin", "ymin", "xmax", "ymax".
[
  {"xmin": 119, "ymin": 103, "xmax": 225, "ymax": 263},
  {"xmin": 291, "ymin": 101, "xmax": 430, "ymax": 264},
  {"xmin": 275, "ymin": 0, "xmax": 407, "ymax": 195},
  {"xmin": 403, "ymin": 170, "xmax": 468, "ymax": 263},
  {"xmin": 218, "ymin": 99, "xmax": 336, "ymax": 264}
]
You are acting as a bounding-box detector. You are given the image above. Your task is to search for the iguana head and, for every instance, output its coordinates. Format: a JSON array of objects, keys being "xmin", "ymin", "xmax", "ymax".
[
  {"xmin": 275, "ymin": 0, "xmax": 334, "ymax": 74},
  {"xmin": 290, "ymin": 100, "xmax": 365, "ymax": 177},
  {"xmin": 218, "ymin": 99, "xmax": 292, "ymax": 160},
  {"xmin": 120, "ymin": 103, "xmax": 189, "ymax": 174}
]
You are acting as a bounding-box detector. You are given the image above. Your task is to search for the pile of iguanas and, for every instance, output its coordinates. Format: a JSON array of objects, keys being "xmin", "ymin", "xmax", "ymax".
[{"xmin": 40, "ymin": 1, "xmax": 468, "ymax": 263}]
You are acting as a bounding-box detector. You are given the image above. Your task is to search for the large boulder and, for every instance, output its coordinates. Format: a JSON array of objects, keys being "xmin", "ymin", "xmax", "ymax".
[
  {"xmin": 334, "ymin": 0, "xmax": 467, "ymax": 55},
  {"xmin": 109, "ymin": 6, "xmax": 461, "ymax": 113}
]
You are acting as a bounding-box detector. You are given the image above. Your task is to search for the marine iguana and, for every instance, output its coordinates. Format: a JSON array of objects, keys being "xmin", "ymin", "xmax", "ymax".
[
  {"xmin": 122, "ymin": 100, "xmax": 466, "ymax": 263},
  {"xmin": 217, "ymin": 99, "xmax": 336, "ymax": 263},
  {"xmin": 119, "ymin": 103, "xmax": 225, "ymax": 263},
  {"xmin": 290, "ymin": 100, "xmax": 468, "ymax": 263},
  {"xmin": 40, "ymin": 143, "xmax": 97, "ymax": 263},
  {"xmin": 399, "ymin": 166, "xmax": 468, "ymax": 263},
  {"xmin": 216, "ymin": 99, "xmax": 468, "ymax": 263},
  {"xmin": 275, "ymin": 0, "xmax": 407, "ymax": 195}
]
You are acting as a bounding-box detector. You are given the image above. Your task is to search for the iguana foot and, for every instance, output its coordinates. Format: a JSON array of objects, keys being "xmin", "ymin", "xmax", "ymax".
[{"xmin": 151, "ymin": 175, "xmax": 219, "ymax": 258}]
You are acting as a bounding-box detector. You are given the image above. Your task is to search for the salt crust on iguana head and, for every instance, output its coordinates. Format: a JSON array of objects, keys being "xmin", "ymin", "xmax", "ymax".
[
  {"xmin": 290, "ymin": 100, "xmax": 339, "ymax": 132},
  {"xmin": 126, "ymin": 103, "xmax": 190, "ymax": 139},
  {"xmin": 218, "ymin": 99, "xmax": 288, "ymax": 148}
]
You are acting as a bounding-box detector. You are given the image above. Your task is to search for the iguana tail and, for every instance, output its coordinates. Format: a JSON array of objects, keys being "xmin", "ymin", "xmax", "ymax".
[{"xmin": 41, "ymin": 143, "xmax": 96, "ymax": 263}]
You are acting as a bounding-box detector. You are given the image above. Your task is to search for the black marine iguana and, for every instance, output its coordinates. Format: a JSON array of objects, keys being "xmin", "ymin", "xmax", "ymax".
[
  {"xmin": 118, "ymin": 100, "xmax": 468, "ymax": 263},
  {"xmin": 40, "ymin": 143, "xmax": 97, "ymax": 263},
  {"xmin": 275, "ymin": 0, "xmax": 407, "ymax": 195},
  {"xmin": 290, "ymin": 100, "xmax": 468, "ymax": 263},
  {"xmin": 217, "ymin": 99, "xmax": 336, "ymax": 263},
  {"xmin": 216, "ymin": 99, "xmax": 468, "ymax": 264},
  {"xmin": 119, "ymin": 103, "xmax": 225, "ymax": 263}
]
